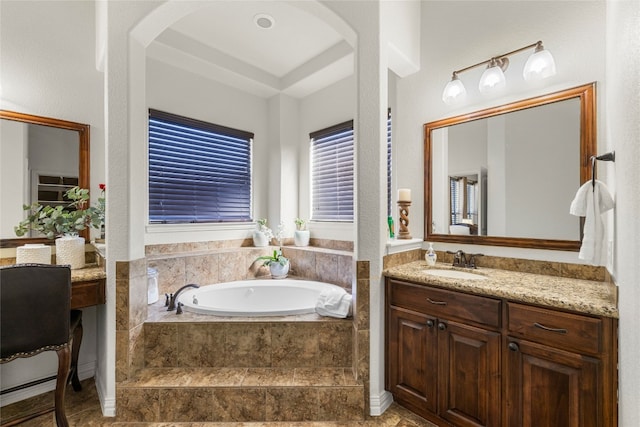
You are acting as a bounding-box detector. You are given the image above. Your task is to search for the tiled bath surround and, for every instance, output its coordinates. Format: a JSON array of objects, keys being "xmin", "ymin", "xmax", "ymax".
[{"xmin": 115, "ymin": 239, "xmax": 364, "ymax": 422}]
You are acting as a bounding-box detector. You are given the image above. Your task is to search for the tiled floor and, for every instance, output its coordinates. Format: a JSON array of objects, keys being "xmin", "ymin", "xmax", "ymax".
[{"xmin": 0, "ymin": 378, "xmax": 438, "ymax": 427}]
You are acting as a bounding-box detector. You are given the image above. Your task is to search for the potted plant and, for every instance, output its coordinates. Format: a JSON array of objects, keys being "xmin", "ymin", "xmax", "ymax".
[
  {"xmin": 294, "ymin": 218, "xmax": 310, "ymax": 247},
  {"xmin": 253, "ymin": 218, "xmax": 273, "ymax": 247},
  {"xmin": 255, "ymin": 249, "xmax": 290, "ymax": 279},
  {"xmin": 15, "ymin": 186, "xmax": 102, "ymax": 269}
]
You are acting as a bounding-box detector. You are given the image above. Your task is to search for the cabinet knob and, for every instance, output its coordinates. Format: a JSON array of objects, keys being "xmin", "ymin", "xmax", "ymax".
[
  {"xmin": 508, "ymin": 342, "xmax": 520, "ymax": 352},
  {"xmin": 426, "ymin": 320, "xmax": 434, "ymax": 328},
  {"xmin": 438, "ymin": 322, "xmax": 447, "ymax": 331}
]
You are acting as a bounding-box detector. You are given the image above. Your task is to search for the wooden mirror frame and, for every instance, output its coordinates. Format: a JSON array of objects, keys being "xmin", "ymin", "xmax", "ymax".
[
  {"xmin": 424, "ymin": 83, "xmax": 596, "ymax": 251},
  {"xmin": 0, "ymin": 110, "xmax": 90, "ymax": 248}
]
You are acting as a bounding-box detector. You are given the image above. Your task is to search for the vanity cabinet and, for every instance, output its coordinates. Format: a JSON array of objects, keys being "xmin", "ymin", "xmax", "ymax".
[
  {"xmin": 505, "ymin": 302, "xmax": 617, "ymax": 427},
  {"xmin": 386, "ymin": 278, "xmax": 502, "ymax": 427},
  {"xmin": 385, "ymin": 278, "xmax": 617, "ymax": 427}
]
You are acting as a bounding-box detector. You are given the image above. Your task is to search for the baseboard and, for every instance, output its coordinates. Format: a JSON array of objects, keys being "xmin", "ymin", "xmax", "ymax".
[
  {"xmin": 0, "ymin": 361, "xmax": 95, "ymax": 407},
  {"xmin": 94, "ymin": 369, "xmax": 115, "ymax": 417},
  {"xmin": 369, "ymin": 390, "xmax": 394, "ymax": 416}
]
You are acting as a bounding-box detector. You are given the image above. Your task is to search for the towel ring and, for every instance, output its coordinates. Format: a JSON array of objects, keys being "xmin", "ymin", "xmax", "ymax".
[{"xmin": 590, "ymin": 151, "xmax": 615, "ymax": 190}]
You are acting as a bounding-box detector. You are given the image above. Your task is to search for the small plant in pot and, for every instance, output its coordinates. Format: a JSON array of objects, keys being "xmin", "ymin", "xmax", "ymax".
[
  {"xmin": 255, "ymin": 249, "xmax": 290, "ymax": 279},
  {"xmin": 253, "ymin": 218, "xmax": 273, "ymax": 247},
  {"xmin": 294, "ymin": 218, "xmax": 310, "ymax": 247},
  {"xmin": 15, "ymin": 186, "xmax": 102, "ymax": 269}
]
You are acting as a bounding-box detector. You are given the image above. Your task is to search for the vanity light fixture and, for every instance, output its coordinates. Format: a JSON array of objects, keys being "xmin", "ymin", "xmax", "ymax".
[{"xmin": 442, "ymin": 40, "xmax": 556, "ymax": 104}]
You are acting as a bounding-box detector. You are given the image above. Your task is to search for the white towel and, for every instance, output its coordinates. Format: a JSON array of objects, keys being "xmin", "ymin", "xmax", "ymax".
[
  {"xmin": 315, "ymin": 287, "xmax": 353, "ymax": 318},
  {"xmin": 569, "ymin": 180, "xmax": 614, "ymax": 265}
]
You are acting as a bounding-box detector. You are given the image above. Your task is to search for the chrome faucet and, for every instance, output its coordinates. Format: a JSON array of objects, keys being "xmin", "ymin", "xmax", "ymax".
[{"xmin": 166, "ymin": 283, "xmax": 200, "ymax": 311}]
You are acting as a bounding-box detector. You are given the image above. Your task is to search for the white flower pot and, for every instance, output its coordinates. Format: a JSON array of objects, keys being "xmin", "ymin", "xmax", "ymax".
[
  {"xmin": 55, "ymin": 235, "xmax": 85, "ymax": 269},
  {"xmin": 253, "ymin": 230, "xmax": 270, "ymax": 247},
  {"xmin": 269, "ymin": 261, "xmax": 289, "ymax": 279},
  {"xmin": 294, "ymin": 230, "xmax": 310, "ymax": 247},
  {"xmin": 16, "ymin": 244, "xmax": 52, "ymax": 264}
]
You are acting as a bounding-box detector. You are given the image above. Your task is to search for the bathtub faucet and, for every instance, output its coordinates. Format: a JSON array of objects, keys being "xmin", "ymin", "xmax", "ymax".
[{"xmin": 167, "ymin": 283, "xmax": 200, "ymax": 311}]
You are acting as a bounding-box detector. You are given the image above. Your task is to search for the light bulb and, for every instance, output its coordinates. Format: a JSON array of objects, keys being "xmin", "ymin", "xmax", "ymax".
[
  {"xmin": 523, "ymin": 46, "xmax": 556, "ymax": 81},
  {"xmin": 442, "ymin": 74, "xmax": 466, "ymax": 105},
  {"xmin": 478, "ymin": 63, "xmax": 506, "ymax": 93}
]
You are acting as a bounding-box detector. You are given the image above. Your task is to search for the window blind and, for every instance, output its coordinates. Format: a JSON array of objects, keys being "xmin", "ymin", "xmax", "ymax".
[
  {"xmin": 148, "ymin": 109, "xmax": 253, "ymax": 224},
  {"xmin": 310, "ymin": 120, "xmax": 354, "ymax": 222}
]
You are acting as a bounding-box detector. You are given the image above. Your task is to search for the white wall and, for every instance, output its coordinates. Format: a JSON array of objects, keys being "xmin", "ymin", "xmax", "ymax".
[
  {"xmin": 0, "ymin": 0, "xmax": 103, "ymax": 405},
  {"xmin": 396, "ymin": 0, "xmax": 607, "ymax": 263},
  {"xmin": 606, "ymin": 1, "xmax": 640, "ymax": 424}
]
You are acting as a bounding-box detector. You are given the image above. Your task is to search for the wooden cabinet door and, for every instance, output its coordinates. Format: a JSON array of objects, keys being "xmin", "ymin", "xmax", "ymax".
[
  {"xmin": 505, "ymin": 338, "xmax": 601, "ymax": 427},
  {"xmin": 388, "ymin": 306, "xmax": 439, "ymax": 414},
  {"xmin": 438, "ymin": 320, "xmax": 501, "ymax": 427}
]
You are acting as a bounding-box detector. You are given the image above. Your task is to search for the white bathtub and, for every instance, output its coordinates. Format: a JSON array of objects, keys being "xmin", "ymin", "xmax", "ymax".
[{"xmin": 177, "ymin": 279, "xmax": 347, "ymax": 317}]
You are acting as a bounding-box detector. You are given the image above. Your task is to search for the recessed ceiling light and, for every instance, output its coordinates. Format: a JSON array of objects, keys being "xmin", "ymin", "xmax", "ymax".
[{"xmin": 254, "ymin": 13, "xmax": 275, "ymax": 30}]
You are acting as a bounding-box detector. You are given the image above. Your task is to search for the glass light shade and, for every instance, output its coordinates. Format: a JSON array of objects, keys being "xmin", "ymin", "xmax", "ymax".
[
  {"xmin": 478, "ymin": 65, "xmax": 506, "ymax": 93},
  {"xmin": 442, "ymin": 76, "xmax": 466, "ymax": 104},
  {"xmin": 523, "ymin": 48, "xmax": 556, "ymax": 80}
]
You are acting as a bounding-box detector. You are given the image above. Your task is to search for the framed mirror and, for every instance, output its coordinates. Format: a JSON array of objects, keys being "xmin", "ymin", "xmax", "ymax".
[
  {"xmin": 0, "ymin": 110, "xmax": 90, "ymax": 248},
  {"xmin": 424, "ymin": 83, "xmax": 596, "ymax": 251}
]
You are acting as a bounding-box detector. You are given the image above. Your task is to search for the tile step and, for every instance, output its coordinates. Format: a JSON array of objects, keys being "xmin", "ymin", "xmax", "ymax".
[{"xmin": 116, "ymin": 367, "xmax": 365, "ymax": 423}]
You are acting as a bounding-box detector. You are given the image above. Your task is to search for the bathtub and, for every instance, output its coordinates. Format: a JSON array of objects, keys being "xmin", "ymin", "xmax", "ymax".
[{"xmin": 177, "ymin": 279, "xmax": 347, "ymax": 317}]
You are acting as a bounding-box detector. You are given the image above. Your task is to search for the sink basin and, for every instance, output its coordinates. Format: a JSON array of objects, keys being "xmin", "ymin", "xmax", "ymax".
[{"xmin": 423, "ymin": 269, "xmax": 487, "ymax": 280}]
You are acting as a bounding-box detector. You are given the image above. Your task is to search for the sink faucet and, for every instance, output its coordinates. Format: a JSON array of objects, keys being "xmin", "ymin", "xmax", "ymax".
[
  {"xmin": 166, "ymin": 283, "xmax": 200, "ymax": 311},
  {"xmin": 447, "ymin": 250, "xmax": 467, "ymax": 267},
  {"xmin": 446, "ymin": 250, "xmax": 483, "ymax": 269}
]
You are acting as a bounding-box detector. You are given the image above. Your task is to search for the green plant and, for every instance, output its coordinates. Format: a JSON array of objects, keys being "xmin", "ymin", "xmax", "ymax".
[
  {"xmin": 255, "ymin": 249, "xmax": 289, "ymax": 267},
  {"xmin": 14, "ymin": 187, "xmax": 102, "ymax": 239},
  {"xmin": 294, "ymin": 218, "xmax": 307, "ymax": 231}
]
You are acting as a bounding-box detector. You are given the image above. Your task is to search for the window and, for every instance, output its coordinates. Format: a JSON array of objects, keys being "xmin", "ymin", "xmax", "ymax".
[
  {"xmin": 148, "ymin": 109, "xmax": 253, "ymax": 224},
  {"xmin": 310, "ymin": 120, "xmax": 354, "ymax": 222}
]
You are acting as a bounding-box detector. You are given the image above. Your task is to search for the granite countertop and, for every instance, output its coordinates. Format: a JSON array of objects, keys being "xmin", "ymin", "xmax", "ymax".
[
  {"xmin": 384, "ymin": 261, "xmax": 618, "ymax": 318},
  {"xmin": 71, "ymin": 264, "xmax": 106, "ymax": 282}
]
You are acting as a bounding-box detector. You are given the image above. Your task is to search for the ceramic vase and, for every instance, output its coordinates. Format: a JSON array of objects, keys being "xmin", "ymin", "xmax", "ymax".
[
  {"xmin": 253, "ymin": 230, "xmax": 269, "ymax": 247},
  {"xmin": 294, "ymin": 230, "xmax": 310, "ymax": 247},
  {"xmin": 55, "ymin": 235, "xmax": 85, "ymax": 269},
  {"xmin": 16, "ymin": 243, "xmax": 52, "ymax": 264},
  {"xmin": 269, "ymin": 261, "xmax": 289, "ymax": 279}
]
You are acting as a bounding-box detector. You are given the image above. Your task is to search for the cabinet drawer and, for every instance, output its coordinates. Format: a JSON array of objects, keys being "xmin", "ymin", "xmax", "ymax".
[
  {"xmin": 71, "ymin": 280, "xmax": 106, "ymax": 309},
  {"xmin": 388, "ymin": 279, "xmax": 501, "ymax": 328},
  {"xmin": 508, "ymin": 302, "xmax": 602, "ymax": 354}
]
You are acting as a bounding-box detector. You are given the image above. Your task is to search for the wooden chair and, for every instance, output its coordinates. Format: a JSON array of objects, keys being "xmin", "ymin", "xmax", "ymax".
[{"xmin": 0, "ymin": 264, "xmax": 83, "ymax": 427}]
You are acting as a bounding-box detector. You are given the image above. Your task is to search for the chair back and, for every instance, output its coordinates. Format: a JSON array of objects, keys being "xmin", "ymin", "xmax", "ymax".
[{"xmin": 0, "ymin": 264, "xmax": 71, "ymax": 361}]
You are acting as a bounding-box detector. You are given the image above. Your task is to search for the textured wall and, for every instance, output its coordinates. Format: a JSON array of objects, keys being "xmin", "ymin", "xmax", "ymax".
[{"xmin": 606, "ymin": 0, "xmax": 640, "ymax": 424}]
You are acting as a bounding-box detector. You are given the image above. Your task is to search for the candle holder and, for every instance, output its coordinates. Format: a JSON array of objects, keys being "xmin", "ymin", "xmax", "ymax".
[{"xmin": 397, "ymin": 201, "xmax": 412, "ymax": 239}]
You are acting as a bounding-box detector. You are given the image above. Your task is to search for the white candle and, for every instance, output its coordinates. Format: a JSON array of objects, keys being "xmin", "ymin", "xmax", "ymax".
[{"xmin": 398, "ymin": 188, "xmax": 411, "ymax": 202}]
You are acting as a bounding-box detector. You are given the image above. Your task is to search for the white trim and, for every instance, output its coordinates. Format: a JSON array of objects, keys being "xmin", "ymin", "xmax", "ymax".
[
  {"xmin": 385, "ymin": 237, "xmax": 423, "ymax": 254},
  {"xmin": 145, "ymin": 222, "xmax": 256, "ymax": 245},
  {"xmin": 146, "ymin": 221, "xmax": 256, "ymax": 234},
  {"xmin": 0, "ymin": 360, "xmax": 95, "ymax": 407},
  {"xmin": 94, "ymin": 368, "xmax": 115, "ymax": 417},
  {"xmin": 308, "ymin": 220, "xmax": 355, "ymax": 241},
  {"xmin": 369, "ymin": 390, "xmax": 394, "ymax": 416}
]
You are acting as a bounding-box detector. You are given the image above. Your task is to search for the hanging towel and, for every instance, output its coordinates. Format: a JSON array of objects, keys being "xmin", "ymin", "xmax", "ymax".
[
  {"xmin": 315, "ymin": 287, "xmax": 353, "ymax": 318},
  {"xmin": 569, "ymin": 180, "xmax": 614, "ymax": 265}
]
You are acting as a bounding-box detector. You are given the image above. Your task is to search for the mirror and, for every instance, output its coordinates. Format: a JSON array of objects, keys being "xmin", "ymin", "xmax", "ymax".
[
  {"xmin": 424, "ymin": 83, "xmax": 596, "ymax": 251},
  {"xmin": 0, "ymin": 110, "xmax": 90, "ymax": 248}
]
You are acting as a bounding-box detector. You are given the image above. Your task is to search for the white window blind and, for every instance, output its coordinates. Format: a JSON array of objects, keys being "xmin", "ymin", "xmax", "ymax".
[
  {"xmin": 310, "ymin": 120, "xmax": 354, "ymax": 222},
  {"xmin": 148, "ymin": 109, "xmax": 253, "ymax": 224}
]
